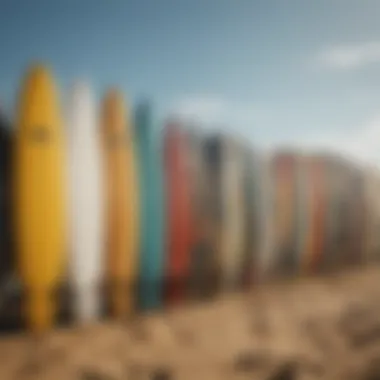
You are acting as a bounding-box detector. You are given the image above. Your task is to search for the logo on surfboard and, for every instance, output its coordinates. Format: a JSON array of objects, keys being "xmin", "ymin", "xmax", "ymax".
[{"xmin": 29, "ymin": 126, "xmax": 51, "ymax": 143}]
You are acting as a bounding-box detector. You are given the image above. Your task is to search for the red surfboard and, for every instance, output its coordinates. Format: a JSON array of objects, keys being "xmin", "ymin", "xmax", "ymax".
[{"xmin": 163, "ymin": 120, "xmax": 192, "ymax": 305}]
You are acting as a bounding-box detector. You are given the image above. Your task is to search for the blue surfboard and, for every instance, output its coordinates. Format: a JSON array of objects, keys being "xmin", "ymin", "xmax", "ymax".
[{"xmin": 134, "ymin": 101, "xmax": 165, "ymax": 310}]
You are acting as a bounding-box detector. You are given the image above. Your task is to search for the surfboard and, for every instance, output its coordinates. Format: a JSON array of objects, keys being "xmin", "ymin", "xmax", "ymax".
[
  {"xmin": 271, "ymin": 152, "xmax": 299, "ymax": 277},
  {"xmin": 255, "ymin": 152, "xmax": 276, "ymax": 284},
  {"xmin": 363, "ymin": 166, "xmax": 380, "ymax": 263},
  {"xmin": 66, "ymin": 82, "xmax": 104, "ymax": 322},
  {"xmin": 0, "ymin": 112, "xmax": 18, "ymax": 332},
  {"xmin": 325, "ymin": 156, "xmax": 352, "ymax": 270},
  {"xmin": 0, "ymin": 113, "xmax": 14, "ymax": 294},
  {"xmin": 346, "ymin": 163, "xmax": 366, "ymax": 266},
  {"xmin": 320, "ymin": 155, "xmax": 334, "ymax": 271},
  {"xmin": 241, "ymin": 146, "xmax": 256, "ymax": 288},
  {"xmin": 219, "ymin": 136, "xmax": 246, "ymax": 291},
  {"xmin": 14, "ymin": 64, "xmax": 66, "ymax": 333},
  {"xmin": 321, "ymin": 155, "xmax": 340, "ymax": 271},
  {"xmin": 186, "ymin": 128, "xmax": 210, "ymax": 300},
  {"xmin": 202, "ymin": 134, "xmax": 224, "ymax": 297},
  {"xmin": 163, "ymin": 120, "xmax": 191, "ymax": 305},
  {"xmin": 101, "ymin": 89, "xmax": 139, "ymax": 318},
  {"xmin": 240, "ymin": 145, "xmax": 263, "ymax": 288},
  {"xmin": 134, "ymin": 101, "xmax": 165, "ymax": 310},
  {"xmin": 302, "ymin": 155, "xmax": 327, "ymax": 274},
  {"xmin": 293, "ymin": 154, "xmax": 309, "ymax": 275}
]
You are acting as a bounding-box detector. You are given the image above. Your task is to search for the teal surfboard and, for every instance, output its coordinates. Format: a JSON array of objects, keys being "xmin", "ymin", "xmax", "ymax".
[{"xmin": 134, "ymin": 101, "xmax": 165, "ymax": 310}]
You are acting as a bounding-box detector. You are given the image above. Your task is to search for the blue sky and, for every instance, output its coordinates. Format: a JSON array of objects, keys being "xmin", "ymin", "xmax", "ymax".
[{"xmin": 1, "ymin": 0, "xmax": 380, "ymax": 164}]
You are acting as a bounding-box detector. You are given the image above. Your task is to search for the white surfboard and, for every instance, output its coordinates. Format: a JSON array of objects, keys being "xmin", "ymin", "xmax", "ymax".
[{"xmin": 66, "ymin": 82, "xmax": 104, "ymax": 322}]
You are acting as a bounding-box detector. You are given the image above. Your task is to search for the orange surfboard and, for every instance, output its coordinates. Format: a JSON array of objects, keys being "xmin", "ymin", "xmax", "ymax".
[{"xmin": 101, "ymin": 89, "xmax": 139, "ymax": 318}]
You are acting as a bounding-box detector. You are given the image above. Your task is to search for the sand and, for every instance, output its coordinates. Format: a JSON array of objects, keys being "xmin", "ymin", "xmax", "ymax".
[{"xmin": 1, "ymin": 266, "xmax": 380, "ymax": 379}]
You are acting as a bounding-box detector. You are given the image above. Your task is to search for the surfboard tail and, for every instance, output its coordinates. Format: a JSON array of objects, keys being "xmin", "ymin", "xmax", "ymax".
[
  {"xmin": 74, "ymin": 285, "xmax": 99, "ymax": 323},
  {"xmin": 138, "ymin": 278, "xmax": 162, "ymax": 311},
  {"xmin": 25, "ymin": 288, "xmax": 54, "ymax": 334},
  {"xmin": 164, "ymin": 277, "xmax": 187, "ymax": 306},
  {"xmin": 110, "ymin": 281, "xmax": 134, "ymax": 318}
]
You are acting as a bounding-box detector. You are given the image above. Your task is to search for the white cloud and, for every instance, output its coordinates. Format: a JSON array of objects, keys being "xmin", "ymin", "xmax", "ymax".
[
  {"xmin": 171, "ymin": 95, "xmax": 265, "ymax": 141},
  {"xmin": 317, "ymin": 41, "xmax": 380, "ymax": 69},
  {"xmin": 171, "ymin": 95, "xmax": 268, "ymax": 132},
  {"xmin": 173, "ymin": 96, "xmax": 227, "ymax": 126}
]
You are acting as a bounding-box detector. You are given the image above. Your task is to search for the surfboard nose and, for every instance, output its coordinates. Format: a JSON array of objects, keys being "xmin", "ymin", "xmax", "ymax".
[
  {"xmin": 102, "ymin": 89, "xmax": 126, "ymax": 134},
  {"xmin": 70, "ymin": 81, "xmax": 93, "ymax": 111},
  {"xmin": 27, "ymin": 63, "xmax": 51, "ymax": 80},
  {"xmin": 71, "ymin": 81, "xmax": 91, "ymax": 98},
  {"xmin": 164, "ymin": 118, "xmax": 181, "ymax": 138},
  {"xmin": 18, "ymin": 64, "xmax": 61, "ymax": 134},
  {"xmin": 134, "ymin": 100, "xmax": 151, "ymax": 126},
  {"xmin": 67, "ymin": 81, "xmax": 97, "ymax": 136},
  {"xmin": 22, "ymin": 64, "xmax": 55, "ymax": 98}
]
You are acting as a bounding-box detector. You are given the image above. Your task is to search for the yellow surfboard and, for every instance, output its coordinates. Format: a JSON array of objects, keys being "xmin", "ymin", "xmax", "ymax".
[
  {"xmin": 101, "ymin": 89, "xmax": 139, "ymax": 318},
  {"xmin": 14, "ymin": 64, "xmax": 66, "ymax": 333}
]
